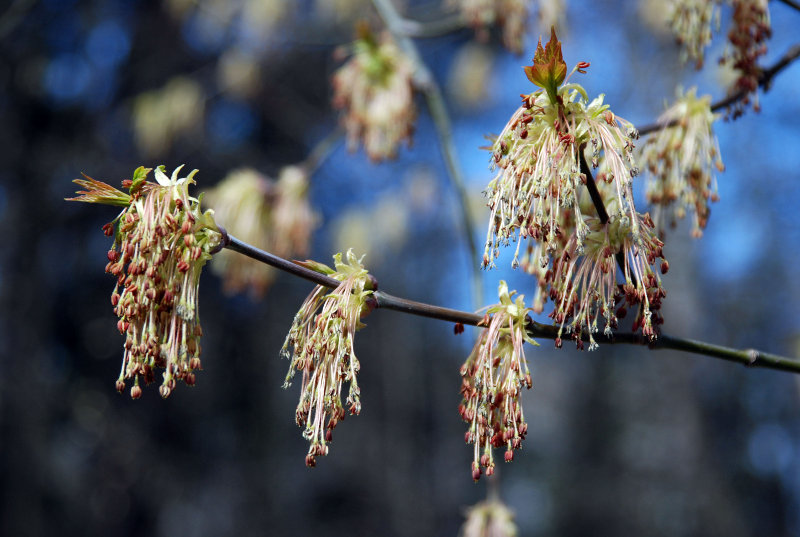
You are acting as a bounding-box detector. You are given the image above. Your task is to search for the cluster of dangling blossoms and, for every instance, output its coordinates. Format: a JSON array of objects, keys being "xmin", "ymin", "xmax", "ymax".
[
  {"xmin": 460, "ymin": 281, "xmax": 536, "ymax": 480},
  {"xmin": 666, "ymin": 0, "xmax": 770, "ymax": 116},
  {"xmin": 281, "ymin": 250, "xmax": 376, "ymax": 467},
  {"xmin": 68, "ymin": 166, "xmax": 221, "ymax": 398},
  {"xmin": 452, "ymin": 0, "xmax": 566, "ymax": 55},
  {"xmin": 721, "ymin": 0, "xmax": 771, "ymax": 116},
  {"xmin": 331, "ymin": 24, "xmax": 416, "ymax": 161},
  {"xmin": 205, "ymin": 166, "xmax": 318, "ymax": 296},
  {"xmin": 483, "ymin": 28, "xmax": 668, "ymax": 349},
  {"xmin": 451, "ymin": 0, "xmax": 529, "ymax": 54},
  {"xmin": 641, "ymin": 87, "xmax": 725, "ymax": 237},
  {"xmin": 668, "ymin": 0, "xmax": 721, "ymax": 69},
  {"xmin": 460, "ymin": 498, "xmax": 518, "ymax": 537}
]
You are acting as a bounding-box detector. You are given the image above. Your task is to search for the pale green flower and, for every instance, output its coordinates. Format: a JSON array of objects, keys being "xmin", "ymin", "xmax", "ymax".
[
  {"xmin": 642, "ymin": 87, "xmax": 724, "ymax": 237},
  {"xmin": 69, "ymin": 166, "xmax": 220, "ymax": 399},
  {"xmin": 460, "ymin": 281, "xmax": 536, "ymax": 480},
  {"xmin": 281, "ymin": 250, "xmax": 375, "ymax": 466}
]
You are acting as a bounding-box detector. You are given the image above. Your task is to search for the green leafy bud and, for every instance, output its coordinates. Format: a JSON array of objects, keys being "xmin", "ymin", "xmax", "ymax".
[{"xmin": 523, "ymin": 27, "xmax": 567, "ymax": 105}]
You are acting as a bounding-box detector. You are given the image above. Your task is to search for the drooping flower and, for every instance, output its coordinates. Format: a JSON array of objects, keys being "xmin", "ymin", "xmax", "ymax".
[
  {"xmin": 332, "ymin": 27, "xmax": 416, "ymax": 161},
  {"xmin": 459, "ymin": 281, "xmax": 536, "ymax": 481},
  {"xmin": 68, "ymin": 166, "xmax": 221, "ymax": 398},
  {"xmin": 667, "ymin": 0, "xmax": 721, "ymax": 69},
  {"xmin": 453, "ymin": 0, "xmax": 529, "ymax": 54},
  {"xmin": 720, "ymin": 0, "xmax": 771, "ymax": 117},
  {"xmin": 460, "ymin": 498, "xmax": 518, "ymax": 537},
  {"xmin": 483, "ymin": 30, "xmax": 640, "ymax": 270},
  {"xmin": 642, "ymin": 87, "xmax": 724, "ymax": 237},
  {"xmin": 483, "ymin": 29, "xmax": 668, "ymax": 345},
  {"xmin": 206, "ymin": 165, "xmax": 318, "ymax": 296},
  {"xmin": 206, "ymin": 168, "xmax": 274, "ymax": 294},
  {"xmin": 281, "ymin": 250, "xmax": 375, "ymax": 467},
  {"xmin": 548, "ymin": 211, "xmax": 667, "ymax": 349},
  {"xmin": 271, "ymin": 165, "xmax": 318, "ymax": 260}
]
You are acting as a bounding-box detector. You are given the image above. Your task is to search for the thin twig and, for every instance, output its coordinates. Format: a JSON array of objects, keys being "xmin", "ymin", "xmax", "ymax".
[
  {"xmin": 301, "ymin": 127, "xmax": 344, "ymax": 176},
  {"xmin": 578, "ymin": 152, "xmax": 632, "ymax": 283},
  {"xmin": 391, "ymin": 12, "xmax": 466, "ymax": 38},
  {"xmin": 776, "ymin": 0, "xmax": 800, "ymax": 14},
  {"xmin": 371, "ymin": 0, "xmax": 483, "ymax": 309},
  {"xmin": 221, "ymin": 233, "xmax": 800, "ymax": 374},
  {"xmin": 225, "ymin": 233, "xmax": 342, "ymax": 288},
  {"xmin": 638, "ymin": 43, "xmax": 800, "ymax": 136}
]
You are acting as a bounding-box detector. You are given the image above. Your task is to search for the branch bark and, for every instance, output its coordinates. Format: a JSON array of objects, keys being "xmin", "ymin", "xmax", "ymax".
[
  {"xmin": 371, "ymin": 0, "xmax": 483, "ymax": 309},
  {"xmin": 776, "ymin": 0, "xmax": 800, "ymax": 14},
  {"xmin": 637, "ymin": 43, "xmax": 800, "ymax": 136},
  {"xmin": 221, "ymin": 233, "xmax": 800, "ymax": 375}
]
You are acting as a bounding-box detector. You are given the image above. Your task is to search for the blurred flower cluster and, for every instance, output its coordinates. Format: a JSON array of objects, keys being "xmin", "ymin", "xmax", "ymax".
[
  {"xmin": 281, "ymin": 250, "xmax": 375, "ymax": 467},
  {"xmin": 132, "ymin": 78, "xmax": 204, "ymax": 157},
  {"xmin": 68, "ymin": 166, "xmax": 221, "ymax": 398},
  {"xmin": 460, "ymin": 498, "xmax": 518, "ymax": 537},
  {"xmin": 332, "ymin": 27, "xmax": 416, "ymax": 161},
  {"xmin": 721, "ymin": 0, "xmax": 771, "ymax": 116},
  {"xmin": 483, "ymin": 29, "xmax": 667, "ymax": 345},
  {"xmin": 452, "ymin": 0, "xmax": 565, "ymax": 54},
  {"xmin": 642, "ymin": 87, "xmax": 724, "ymax": 237},
  {"xmin": 206, "ymin": 166, "xmax": 318, "ymax": 296},
  {"xmin": 668, "ymin": 0, "xmax": 721, "ymax": 68},
  {"xmin": 460, "ymin": 282, "xmax": 535, "ymax": 480},
  {"xmin": 453, "ymin": 0, "xmax": 529, "ymax": 54},
  {"xmin": 665, "ymin": 0, "xmax": 771, "ymax": 116}
]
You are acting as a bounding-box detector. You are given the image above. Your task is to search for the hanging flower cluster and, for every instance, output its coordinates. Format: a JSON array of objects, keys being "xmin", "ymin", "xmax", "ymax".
[
  {"xmin": 281, "ymin": 250, "xmax": 376, "ymax": 467},
  {"xmin": 68, "ymin": 166, "xmax": 220, "ymax": 398},
  {"xmin": 331, "ymin": 26, "xmax": 416, "ymax": 161},
  {"xmin": 483, "ymin": 31, "xmax": 639, "ymax": 270},
  {"xmin": 642, "ymin": 87, "xmax": 724, "ymax": 237},
  {"xmin": 206, "ymin": 165, "xmax": 318, "ymax": 296},
  {"xmin": 483, "ymin": 28, "xmax": 667, "ymax": 344},
  {"xmin": 548, "ymin": 212, "xmax": 667, "ymax": 349},
  {"xmin": 667, "ymin": 0, "xmax": 721, "ymax": 69},
  {"xmin": 460, "ymin": 498, "xmax": 518, "ymax": 537},
  {"xmin": 459, "ymin": 282, "xmax": 535, "ymax": 481},
  {"xmin": 720, "ymin": 0, "xmax": 771, "ymax": 117},
  {"xmin": 452, "ymin": 0, "xmax": 529, "ymax": 54}
]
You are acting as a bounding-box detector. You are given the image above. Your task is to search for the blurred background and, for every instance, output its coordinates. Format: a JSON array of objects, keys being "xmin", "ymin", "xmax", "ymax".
[{"xmin": 2, "ymin": 0, "xmax": 800, "ymax": 536}]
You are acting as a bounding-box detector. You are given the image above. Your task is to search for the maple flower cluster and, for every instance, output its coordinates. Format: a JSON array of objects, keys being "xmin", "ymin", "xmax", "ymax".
[
  {"xmin": 483, "ymin": 29, "xmax": 668, "ymax": 344},
  {"xmin": 668, "ymin": 0, "xmax": 721, "ymax": 69},
  {"xmin": 642, "ymin": 87, "xmax": 724, "ymax": 237},
  {"xmin": 461, "ymin": 498, "xmax": 518, "ymax": 537},
  {"xmin": 460, "ymin": 282, "xmax": 535, "ymax": 480},
  {"xmin": 331, "ymin": 27, "xmax": 416, "ymax": 161},
  {"xmin": 453, "ymin": 0, "xmax": 529, "ymax": 54},
  {"xmin": 549, "ymin": 212, "xmax": 667, "ymax": 349},
  {"xmin": 281, "ymin": 250, "xmax": 375, "ymax": 467},
  {"xmin": 721, "ymin": 0, "xmax": 771, "ymax": 117},
  {"xmin": 206, "ymin": 166, "xmax": 318, "ymax": 296},
  {"xmin": 68, "ymin": 166, "xmax": 220, "ymax": 398}
]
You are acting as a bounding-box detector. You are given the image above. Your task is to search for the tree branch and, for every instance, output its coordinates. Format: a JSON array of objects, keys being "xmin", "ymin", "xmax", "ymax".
[
  {"xmin": 388, "ymin": 12, "xmax": 465, "ymax": 39},
  {"xmin": 638, "ymin": 43, "xmax": 800, "ymax": 136},
  {"xmin": 220, "ymin": 233, "xmax": 800, "ymax": 375},
  {"xmin": 776, "ymin": 0, "xmax": 800, "ymax": 14},
  {"xmin": 300, "ymin": 127, "xmax": 344, "ymax": 176},
  {"xmin": 578, "ymin": 152, "xmax": 633, "ymax": 284},
  {"xmin": 371, "ymin": 0, "xmax": 483, "ymax": 308}
]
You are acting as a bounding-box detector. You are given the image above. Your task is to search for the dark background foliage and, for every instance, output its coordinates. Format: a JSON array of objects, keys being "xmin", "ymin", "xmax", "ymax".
[{"xmin": 2, "ymin": 1, "xmax": 800, "ymax": 536}]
